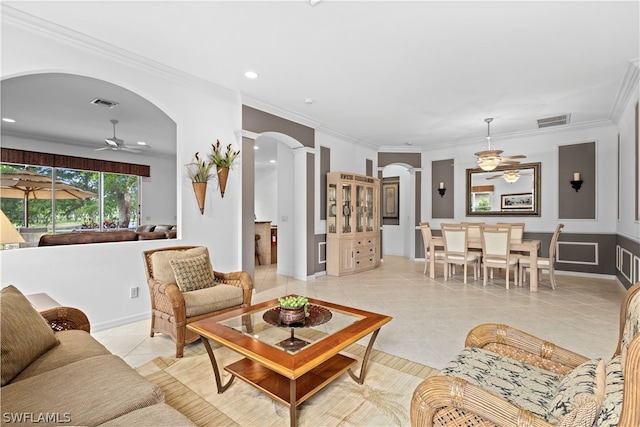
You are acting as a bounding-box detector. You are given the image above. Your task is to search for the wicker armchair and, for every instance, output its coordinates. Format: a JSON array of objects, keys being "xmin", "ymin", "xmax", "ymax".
[
  {"xmin": 411, "ymin": 281, "xmax": 640, "ymax": 427},
  {"xmin": 142, "ymin": 246, "xmax": 253, "ymax": 358}
]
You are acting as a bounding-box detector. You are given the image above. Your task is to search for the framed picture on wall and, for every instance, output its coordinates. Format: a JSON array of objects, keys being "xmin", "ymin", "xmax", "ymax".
[
  {"xmin": 382, "ymin": 181, "xmax": 399, "ymax": 219},
  {"xmin": 501, "ymin": 193, "xmax": 533, "ymax": 210}
]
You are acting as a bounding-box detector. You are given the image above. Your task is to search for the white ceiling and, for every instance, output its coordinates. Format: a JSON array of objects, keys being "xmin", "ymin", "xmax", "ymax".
[{"xmin": 2, "ymin": 1, "xmax": 639, "ymax": 158}]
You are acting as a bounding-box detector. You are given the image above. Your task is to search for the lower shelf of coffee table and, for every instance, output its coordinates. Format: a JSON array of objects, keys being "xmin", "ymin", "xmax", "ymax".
[{"xmin": 224, "ymin": 353, "xmax": 357, "ymax": 407}]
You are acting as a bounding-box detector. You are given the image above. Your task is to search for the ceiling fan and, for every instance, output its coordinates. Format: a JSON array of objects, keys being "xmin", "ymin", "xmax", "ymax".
[
  {"xmin": 455, "ymin": 118, "xmax": 526, "ymax": 171},
  {"xmin": 95, "ymin": 119, "xmax": 141, "ymax": 153},
  {"xmin": 485, "ymin": 169, "xmax": 533, "ymax": 183}
]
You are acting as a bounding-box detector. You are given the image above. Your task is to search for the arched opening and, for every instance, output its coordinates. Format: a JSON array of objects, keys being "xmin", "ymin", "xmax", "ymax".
[{"xmin": 381, "ymin": 163, "xmax": 416, "ymax": 259}]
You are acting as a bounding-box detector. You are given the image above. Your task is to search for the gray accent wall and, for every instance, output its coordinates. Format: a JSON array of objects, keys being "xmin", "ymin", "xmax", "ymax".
[
  {"xmin": 242, "ymin": 105, "xmax": 314, "ymax": 148},
  {"xmin": 307, "ymin": 152, "xmax": 315, "ymax": 277},
  {"xmin": 320, "ymin": 146, "xmax": 330, "ymax": 221},
  {"xmin": 558, "ymin": 142, "xmax": 596, "ymax": 219},
  {"xmin": 432, "ymin": 159, "xmax": 454, "ymax": 218},
  {"xmin": 241, "ymin": 136, "xmax": 256, "ymax": 279},
  {"xmin": 617, "ymin": 234, "xmax": 640, "ymax": 289},
  {"xmin": 378, "ymin": 152, "xmax": 421, "ymax": 168},
  {"xmin": 523, "ymin": 231, "xmax": 616, "ymax": 276},
  {"xmin": 415, "ymin": 170, "xmax": 422, "ymax": 258}
]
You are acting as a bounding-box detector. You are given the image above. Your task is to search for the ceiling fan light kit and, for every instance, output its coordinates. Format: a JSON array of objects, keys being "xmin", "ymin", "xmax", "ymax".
[{"xmin": 474, "ymin": 118, "xmax": 526, "ymax": 171}]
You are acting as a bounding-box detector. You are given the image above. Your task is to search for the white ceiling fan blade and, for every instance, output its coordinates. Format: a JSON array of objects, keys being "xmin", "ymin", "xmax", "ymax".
[
  {"xmin": 94, "ymin": 147, "xmax": 109, "ymax": 151},
  {"xmin": 121, "ymin": 147, "xmax": 141, "ymax": 153}
]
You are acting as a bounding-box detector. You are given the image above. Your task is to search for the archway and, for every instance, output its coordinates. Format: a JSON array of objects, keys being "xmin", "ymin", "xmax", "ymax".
[{"xmin": 241, "ymin": 106, "xmax": 315, "ymax": 281}]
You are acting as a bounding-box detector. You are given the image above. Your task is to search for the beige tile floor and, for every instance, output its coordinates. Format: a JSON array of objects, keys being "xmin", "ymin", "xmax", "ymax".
[{"xmin": 94, "ymin": 255, "xmax": 626, "ymax": 370}]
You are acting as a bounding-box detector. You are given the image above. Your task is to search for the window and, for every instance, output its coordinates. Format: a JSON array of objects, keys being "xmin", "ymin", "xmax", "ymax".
[{"xmin": 1, "ymin": 162, "xmax": 140, "ymax": 240}]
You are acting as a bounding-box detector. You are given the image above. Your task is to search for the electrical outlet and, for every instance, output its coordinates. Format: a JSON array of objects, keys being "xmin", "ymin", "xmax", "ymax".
[{"xmin": 129, "ymin": 287, "xmax": 139, "ymax": 298}]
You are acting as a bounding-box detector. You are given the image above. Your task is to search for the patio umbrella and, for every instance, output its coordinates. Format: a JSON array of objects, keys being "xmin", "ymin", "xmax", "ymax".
[{"xmin": 0, "ymin": 169, "xmax": 96, "ymax": 227}]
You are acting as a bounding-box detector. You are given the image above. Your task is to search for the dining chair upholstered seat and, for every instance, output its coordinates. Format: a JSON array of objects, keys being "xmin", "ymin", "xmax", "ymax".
[
  {"xmin": 519, "ymin": 223, "xmax": 564, "ymax": 289},
  {"xmin": 481, "ymin": 225, "xmax": 518, "ymax": 289},
  {"xmin": 419, "ymin": 222, "xmax": 445, "ymax": 274},
  {"xmin": 442, "ymin": 224, "xmax": 479, "ymax": 284}
]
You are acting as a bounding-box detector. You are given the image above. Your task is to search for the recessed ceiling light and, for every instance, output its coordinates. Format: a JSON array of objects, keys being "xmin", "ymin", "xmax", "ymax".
[
  {"xmin": 269, "ymin": 159, "xmax": 276, "ymax": 164},
  {"xmin": 304, "ymin": 98, "xmax": 314, "ymax": 105},
  {"xmin": 137, "ymin": 141, "xmax": 147, "ymax": 146},
  {"xmin": 254, "ymin": 145, "xmax": 259, "ymax": 150},
  {"xmin": 244, "ymin": 71, "xmax": 258, "ymax": 79},
  {"xmin": 2, "ymin": 117, "xmax": 16, "ymax": 123}
]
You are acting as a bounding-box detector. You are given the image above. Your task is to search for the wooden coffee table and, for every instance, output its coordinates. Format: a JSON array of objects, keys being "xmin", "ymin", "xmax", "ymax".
[{"xmin": 187, "ymin": 297, "xmax": 392, "ymax": 427}]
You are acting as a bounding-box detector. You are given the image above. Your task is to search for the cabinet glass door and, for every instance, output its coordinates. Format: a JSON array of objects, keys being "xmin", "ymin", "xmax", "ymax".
[
  {"xmin": 356, "ymin": 185, "xmax": 365, "ymax": 232},
  {"xmin": 341, "ymin": 183, "xmax": 352, "ymax": 233},
  {"xmin": 365, "ymin": 186, "xmax": 374, "ymax": 232},
  {"xmin": 328, "ymin": 184, "xmax": 337, "ymax": 233}
]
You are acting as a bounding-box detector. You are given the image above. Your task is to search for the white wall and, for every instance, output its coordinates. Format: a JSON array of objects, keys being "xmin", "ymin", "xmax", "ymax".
[
  {"xmin": 421, "ymin": 123, "xmax": 620, "ymax": 234},
  {"xmin": 1, "ymin": 13, "xmax": 243, "ymax": 331},
  {"xmin": 616, "ymin": 85, "xmax": 640, "ymax": 240},
  {"xmin": 382, "ymin": 165, "xmax": 412, "ymax": 257},
  {"xmin": 254, "ymin": 165, "xmax": 277, "ymax": 224}
]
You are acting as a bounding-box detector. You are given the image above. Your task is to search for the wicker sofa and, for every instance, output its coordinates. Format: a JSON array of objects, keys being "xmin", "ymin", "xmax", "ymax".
[
  {"xmin": 411, "ymin": 281, "xmax": 640, "ymax": 427},
  {"xmin": 0, "ymin": 285, "xmax": 195, "ymax": 426}
]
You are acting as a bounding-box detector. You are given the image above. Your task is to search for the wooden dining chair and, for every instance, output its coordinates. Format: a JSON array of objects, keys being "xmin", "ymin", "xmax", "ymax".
[
  {"xmin": 419, "ymin": 222, "xmax": 445, "ymax": 274},
  {"xmin": 497, "ymin": 222, "xmax": 525, "ymax": 244},
  {"xmin": 519, "ymin": 223, "xmax": 564, "ymax": 289},
  {"xmin": 480, "ymin": 225, "xmax": 518, "ymax": 289},
  {"xmin": 461, "ymin": 222, "xmax": 484, "ymax": 276},
  {"xmin": 441, "ymin": 224, "xmax": 479, "ymax": 284}
]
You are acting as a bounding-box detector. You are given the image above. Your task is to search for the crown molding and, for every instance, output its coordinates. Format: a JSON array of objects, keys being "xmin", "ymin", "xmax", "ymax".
[
  {"xmin": 403, "ymin": 118, "xmax": 616, "ymax": 152},
  {"xmin": 610, "ymin": 59, "xmax": 640, "ymax": 123},
  {"xmin": 1, "ymin": 5, "xmax": 237, "ymax": 103}
]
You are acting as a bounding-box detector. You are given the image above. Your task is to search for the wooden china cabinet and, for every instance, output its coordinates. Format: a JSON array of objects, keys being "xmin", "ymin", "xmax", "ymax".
[{"xmin": 326, "ymin": 172, "xmax": 380, "ymax": 276}]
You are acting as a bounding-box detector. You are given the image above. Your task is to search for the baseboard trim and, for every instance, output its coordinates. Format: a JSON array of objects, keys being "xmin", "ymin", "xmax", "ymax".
[{"xmin": 92, "ymin": 312, "xmax": 149, "ymax": 333}]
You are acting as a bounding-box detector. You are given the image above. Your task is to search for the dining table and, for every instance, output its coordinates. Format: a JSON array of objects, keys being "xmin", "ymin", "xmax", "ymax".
[{"xmin": 428, "ymin": 236, "xmax": 542, "ymax": 292}]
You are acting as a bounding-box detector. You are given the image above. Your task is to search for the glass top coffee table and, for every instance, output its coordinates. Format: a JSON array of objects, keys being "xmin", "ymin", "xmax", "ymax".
[{"xmin": 187, "ymin": 296, "xmax": 392, "ymax": 427}]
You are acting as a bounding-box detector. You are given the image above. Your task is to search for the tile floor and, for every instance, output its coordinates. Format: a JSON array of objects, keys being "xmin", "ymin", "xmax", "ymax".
[{"xmin": 93, "ymin": 255, "xmax": 626, "ymax": 370}]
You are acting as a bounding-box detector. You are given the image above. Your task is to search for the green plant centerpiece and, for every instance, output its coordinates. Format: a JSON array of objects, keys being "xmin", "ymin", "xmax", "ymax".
[{"xmin": 277, "ymin": 295, "xmax": 309, "ymax": 326}]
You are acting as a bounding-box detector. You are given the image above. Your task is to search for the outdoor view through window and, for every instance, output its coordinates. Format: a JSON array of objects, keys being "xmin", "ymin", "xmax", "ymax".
[{"xmin": 1, "ymin": 162, "xmax": 139, "ymax": 248}]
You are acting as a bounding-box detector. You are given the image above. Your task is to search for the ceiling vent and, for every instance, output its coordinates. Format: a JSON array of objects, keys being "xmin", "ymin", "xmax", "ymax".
[
  {"xmin": 90, "ymin": 98, "xmax": 119, "ymax": 109},
  {"xmin": 537, "ymin": 114, "xmax": 570, "ymax": 128}
]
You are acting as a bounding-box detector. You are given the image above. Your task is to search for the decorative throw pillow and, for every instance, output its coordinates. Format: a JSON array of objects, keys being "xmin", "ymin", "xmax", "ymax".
[
  {"xmin": 150, "ymin": 247, "xmax": 209, "ymax": 284},
  {"xmin": 547, "ymin": 358, "xmax": 605, "ymax": 427},
  {"xmin": 594, "ymin": 356, "xmax": 624, "ymax": 427},
  {"xmin": 169, "ymin": 254, "xmax": 215, "ymax": 292},
  {"xmin": 1, "ymin": 285, "xmax": 60, "ymax": 386}
]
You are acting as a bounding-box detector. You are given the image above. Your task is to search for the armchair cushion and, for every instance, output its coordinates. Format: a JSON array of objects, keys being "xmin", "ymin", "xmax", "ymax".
[
  {"xmin": 441, "ymin": 346, "xmax": 561, "ymax": 419},
  {"xmin": 594, "ymin": 356, "xmax": 624, "ymax": 427},
  {"xmin": 182, "ymin": 284, "xmax": 244, "ymax": 317},
  {"xmin": 547, "ymin": 358, "xmax": 605, "ymax": 426},
  {"xmin": 170, "ymin": 254, "xmax": 215, "ymax": 292},
  {"xmin": 1, "ymin": 285, "xmax": 60, "ymax": 386},
  {"xmin": 150, "ymin": 246, "xmax": 209, "ymax": 284}
]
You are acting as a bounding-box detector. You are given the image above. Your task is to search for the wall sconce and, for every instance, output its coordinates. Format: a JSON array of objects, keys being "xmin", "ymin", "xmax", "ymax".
[
  {"xmin": 437, "ymin": 181, "xmax": 446, "ymax": 197},
  {"xmin": 570, "ymin": 172, "xmax": 583, "ymax": 192}
]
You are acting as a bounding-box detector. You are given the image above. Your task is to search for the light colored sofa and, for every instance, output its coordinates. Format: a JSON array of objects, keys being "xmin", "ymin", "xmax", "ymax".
[
  {"xmin": 411, "ymin": 281, "xmax": 640, "ymax": 427},
  {"xmin": 0, "ymin": 285, "xmax": 195, "ymax": 426}
]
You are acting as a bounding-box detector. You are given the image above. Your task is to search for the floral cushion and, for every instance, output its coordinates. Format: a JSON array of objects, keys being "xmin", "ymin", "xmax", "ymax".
[
  {"xmin": 441, "ymin": 346, "xmax": 561, "ymax": 419},
  {"xmin": 547, "ymin": 358, "xmax": 605, "ymax": 427},
  {"xmin": 594, "ymin": 356, "xmax": 624, "ymax": 427},
  {"xmin": 620, "ymin": 289, "xmax": 640, "ymax": 367},
  {"xmin": 169, "ymin": 254, "xmax": 215, "ymax": 292}
]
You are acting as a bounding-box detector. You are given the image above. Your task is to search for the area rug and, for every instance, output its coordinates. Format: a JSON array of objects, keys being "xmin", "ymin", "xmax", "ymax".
[{"xmin": 136, "ymin": 341, "xmax": 438, "ymax": 427}]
